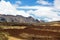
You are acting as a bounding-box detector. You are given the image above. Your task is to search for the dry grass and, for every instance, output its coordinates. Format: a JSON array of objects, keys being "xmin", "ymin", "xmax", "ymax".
[
  {"xmin": 8, "ymin": 36, "xmax": 22, "ymax": 40},
  {"xmin": 0, "ymin": 26, "xmax": 26, "ymax": 29},
  {"xmin": 0, "ymin": 22, "xmax": 60, "ymax": 40}
]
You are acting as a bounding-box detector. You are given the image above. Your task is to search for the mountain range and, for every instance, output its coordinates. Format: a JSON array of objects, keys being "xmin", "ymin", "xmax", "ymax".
[
  {"xmin": 0, "ymin": 14, "xmax": 60, "ymax": 26},
  {"xmin": 0, "ymin": 14, "xmax": 41, "ymax": 24}
]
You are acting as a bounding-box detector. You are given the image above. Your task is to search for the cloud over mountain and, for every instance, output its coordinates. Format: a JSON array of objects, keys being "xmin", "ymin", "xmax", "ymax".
[{"xmin": 0, "ymin": 0, "xmax": 60, "ymax": 22}]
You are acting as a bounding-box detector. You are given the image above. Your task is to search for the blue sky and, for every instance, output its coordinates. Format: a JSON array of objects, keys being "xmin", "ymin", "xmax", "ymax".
[
  {"xmin": 5, "ymin": 0, "xmax": 54, "ymax": 6},
  {"xmin": 0, "ymin": 0, "xmax": 60, "ymax": 22}
]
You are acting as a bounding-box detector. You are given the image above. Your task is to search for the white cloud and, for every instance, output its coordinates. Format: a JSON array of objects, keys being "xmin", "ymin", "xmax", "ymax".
[
  {"xmin": 14, "ymin": 1, "xmax": 21, "ymax": 7},
  {"xmin": 54, "ymin": 0, "xmax": 60, "ymax": 9},
  {"xmin": 28, "ymin": 7, "xmax": 60, "ymax": 22},
  {"xmin": 18, "ymin": 5, "xmax": 60, "ymax": 21},
  {"xmin": 36, "ymin": 0, "xmax": 52, "ymax": 5},
  {"xmin": 0, "ymin": 0, "xmax": 30, "ymax": 17},
  {"xmin": 16, "ymin": 1, "xmax": 21, "ymax": 4}
]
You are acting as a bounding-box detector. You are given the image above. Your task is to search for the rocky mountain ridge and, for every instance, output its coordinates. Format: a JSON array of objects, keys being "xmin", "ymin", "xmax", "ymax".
[{"xmin": 0, "ymin": 14, "xmax": 40, "ymax": 24}]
